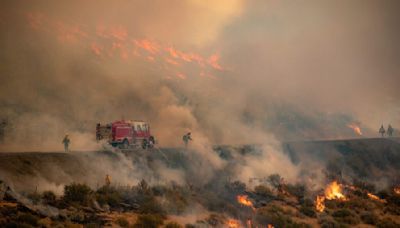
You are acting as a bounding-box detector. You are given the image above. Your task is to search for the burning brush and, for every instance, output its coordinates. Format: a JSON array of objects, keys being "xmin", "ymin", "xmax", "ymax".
[
  {"xmin": 315, "ymin": 181, "xmax": 347, "ymax": 212},
  {"xmin": 237, "ymin": 194, "xmax": 255, "ymax": 211}
]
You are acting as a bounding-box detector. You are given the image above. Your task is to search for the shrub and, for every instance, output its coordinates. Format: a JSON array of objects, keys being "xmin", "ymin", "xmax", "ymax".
[
  {"xmin": 206, "ymin": 213, "xmax": 226, "ymax": 227},
  {"xmin": 63, "ymin": 183, "xmax": 92, "ymax": 205},
  {"xmin": 301, "ymin": 198, "xmax": 314, "ymax": 208},
  {"xmin": 42, "ymin": 190, "xmax": 57, "ymax": 205},
  {"xmin": 344, "ymin": 197, "xmax": 374, "ymax": 212},
  {"xmin": 151, "ymin": 185, "xmax": 168, "ymax": 196},
  {"xmin": 360, "ymin": 211, "xmax": 379, "ymax": 225},
  {"xmin": 96, "ymin": 186, "xmax": 122, "ymax": 207},
  {"xmin": 387, "ymin": 194, "xmax": 400, "ymax": 207},
  {"xmin": 376, "ymin": 218, "xmax": 400, "ymax": 228},
  {"xmin": 27, "ymin": 191, "xmax": 41, "ymax": 204},
  {"xmin": 300, "ymin": 206, "xmax": 316, "ymax": 218},
  {"xmin": 116, "ymin": 217, "xmax": 129, "ymax": 227},
  {"xmin": 377, "ymin": 190, "xmax": 389, "ymax": 200},
  {"xmin": 318, "ymin": 216, "xmax": 341, "ymax": 228},
  {"xmin": 268, "ymin": 174, "xmax": 283, "ymax": 189},
  {"xmin": 286, "ymin": 184, "xmax": 306, "ymax": 199},
  {"xmin": 133, "ymin": 214, "xmax": 164, "ymax": 228},
  {"xmin": 353, "ymin": 179, "xmax": 376, "ymax": 192},
  {"xmin": 139, "ymin": 196, "xmax": 165, "ymax": 216},
  {"xmin": 165, "ymin": 221, "xmax": 183, "ymax": 228},
  {"xmin": 17, "ymin": 213, "xmax": 39, "ymax": 226},
  {"xmin": 254, "ymin": 185, "xmax": 274, "ymax": 198},
  {"xmin": 255, "ymin": 205, "xmax": 299, "ymax": 227},
  {"xmin": 332, "ymin": 209, "xmax": 359, "ymax": 225}
]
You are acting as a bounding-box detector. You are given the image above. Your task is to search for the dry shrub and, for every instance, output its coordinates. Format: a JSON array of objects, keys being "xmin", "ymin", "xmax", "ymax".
[
  {"xmin": 16, "ymin": 212, "xmax": 39, "ymax": 226},
  {"xmin": 63, "ymin": 183, "xmax": 92, "ymax": 205},
  {"xmin": 376, "ymin": 217, "xmax": 400, "ymax": 228},
  {"xmin": 318, "ymin": 215, "xmax": 341, "ymax": 228},
  {"xmin": 300, "ymin": 205, "xmax": 316, "ymax": 218},
  {"xmin": 96, "ymin": 186, "xmax": 122, "ymax": 207},
  {"xmin": 254, "ymin": 185, "xmax": 274, "ymax": 198},
  {"xmin": 360, "ymin": 211, "xmax": 378, "ymax": 225},
  {"xmin": 332, "ymin": 209, "xmax": 360, "ymax": 225},
  {"xmin": 133, "ymin": 214, "xmax": 164, "ymax": 228},
  {"xmin": 116, "ymin": 217, "xmax": 129, "ymax": 227},
  {"xmin": 165, "ymin": 221, "xmax": 183, "ymax": 228},
  {"xmin": 255, "ymin": 205, "xmax": 310, "ymax": 227},
  {"xmin": 42, "ymin": 190, "xmax": 57, "ymax": 205},
  {"xmin": 27, "ymin": 191, "xmax": 41, "ymax": 205}
]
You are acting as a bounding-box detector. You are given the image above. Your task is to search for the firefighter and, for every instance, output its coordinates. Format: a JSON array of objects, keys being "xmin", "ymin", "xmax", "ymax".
[
  {"xmin": 105, "ymin": 174, "xmax": 111, "ymax": 186},
  {"xmin": 62, "ymin": 134, "xmax": 70, "ymax": 152},
  {"xmin": 387, "ymin": 124, "xmax": 394, "ymax": 137},
  {"xmin": 379, "ymin": 125, "xmax": 386, "ymax": 137},
  {"xmin": 182, "ymin": 132, "xmax": 192, "ymax": 148}
]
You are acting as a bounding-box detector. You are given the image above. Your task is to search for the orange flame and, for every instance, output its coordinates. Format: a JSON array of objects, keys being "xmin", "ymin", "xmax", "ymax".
[
  {"xmin": 315, "ymin": 181, "xmax": 347, "ymax": 212},
  {"xmin": 394, "ymin": 186, "xmax": 400, "ymax": 195},
  {"xmin": 325, "ymin": 181, "xmax": 347, "ymax": 200},
  {"xmin": 315, "ymin": 195, "xmax": 326, "ymax": 212},
  {"xmin": 226, "ymin": 218, "xmax": 240, "ymax": 228},
  {"xmin": 237, "ymin": 195, "xmax": 255, "ymax": 211},
  {"xmin": 347, "ymin": 124, "xmax": 362, "ymax": 136},
  {"xmin": 367, "ymin": 192, "xmax": 386, "ymax": 203}
]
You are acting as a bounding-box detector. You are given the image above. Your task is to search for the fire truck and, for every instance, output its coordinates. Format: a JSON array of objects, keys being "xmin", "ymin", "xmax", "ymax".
[{"xmin": 96, "ymin": 120, "xmax": 155, "ymax": 149}]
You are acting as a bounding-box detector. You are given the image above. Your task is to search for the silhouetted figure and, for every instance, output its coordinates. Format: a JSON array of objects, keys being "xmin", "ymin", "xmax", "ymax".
[
  {"xmin": 379, "ymin": 125, "xmax": 386, "ymax": 137},
  {"xmin": 62, "ymin": 134, "xmax": 70, "ymax": 152},
  {"xmin": 0, "ymin": 120, "xmax": 6, "ymax": 142},
  {"xmin": 182, "ymin": 132, "xmax": 192, "ymax": 148},
  {"xmin": 105, "ymin": 174, "xmax": 111, "ymax": 186},
  {"xmin": 387, "ymin": 124, "xmax": 394, "ymax": 137}
]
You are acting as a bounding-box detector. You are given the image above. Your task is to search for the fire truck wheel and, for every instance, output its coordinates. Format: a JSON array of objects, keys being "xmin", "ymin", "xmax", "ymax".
[
  {"xmin": 142, "ymin": 139, "xmax": 148, "ymax": 149},
  {"xmin": 121, "ymin": 139, "xmax": 129, "ymax": 149}
]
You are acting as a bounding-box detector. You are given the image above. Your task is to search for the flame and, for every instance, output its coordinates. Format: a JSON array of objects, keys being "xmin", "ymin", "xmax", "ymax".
[
  {"xmin": 315, "ymin": 195, "xmax": 326, "ymax": 212},
  {"xmin": 237, "ymin": 195, "xmax": 255, "ymax": 211},
  {"xmin": 315, "ymin": 181, "xmax": 347, "ymax": 212},
  {"xmin": 347, "ymin": 124, "xmax": 362, "ymax": 136},
  {"xmin": 208, "ymin": 53, "xmax": 223, "ymax": 70},
  {"xmin": 325, "ymin": 181, "xmax": 347, "ymax": 200},
  {"xmin": 237, "ymin": 195, "xmax": 253, "ymax": 207},
  {"xmin": 394, "ymin": 186, "xmax": 400, "ymax": 195},
  {"xmin": 226, "ymin": 219, "xmax": 240, "ymax": 228},
  {"xmin": 367, "ymin": 193, "xmax": 378, "ymax": 200},
  {"xmin": 367, "ymin": 192, "xmax": 386, "ymax": 203}
]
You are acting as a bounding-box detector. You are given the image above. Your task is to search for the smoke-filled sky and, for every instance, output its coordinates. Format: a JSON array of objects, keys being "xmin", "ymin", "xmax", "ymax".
[{"xmin": 1, "ymin": 0, "xmax": 399, "ymax": 150}]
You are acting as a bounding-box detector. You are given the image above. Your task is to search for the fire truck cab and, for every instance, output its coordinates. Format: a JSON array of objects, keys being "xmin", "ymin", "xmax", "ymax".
[{"xmin": 96, "ymin": 120, "xmax": 155, "ymax": 149}]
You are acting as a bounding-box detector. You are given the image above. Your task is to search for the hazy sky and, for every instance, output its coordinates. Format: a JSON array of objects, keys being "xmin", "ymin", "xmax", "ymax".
[{"xmin": 0, "ymin": 0, "xmax": 399, "ymax": 150}]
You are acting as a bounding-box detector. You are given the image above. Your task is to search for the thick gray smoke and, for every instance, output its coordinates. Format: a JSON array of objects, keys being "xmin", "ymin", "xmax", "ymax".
[
  {"xmin": 0, "ymin": 0, "xmax": 399, "ymax": 152},
  {"xmin": 1, "ymin": 4, "xmax": 400, "ymax": 226}
]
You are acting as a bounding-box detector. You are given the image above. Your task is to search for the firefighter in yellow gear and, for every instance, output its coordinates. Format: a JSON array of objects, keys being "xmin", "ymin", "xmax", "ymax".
[{"xmin": 105, "ymin": 174, "xmax": 111, "ymax": 186}]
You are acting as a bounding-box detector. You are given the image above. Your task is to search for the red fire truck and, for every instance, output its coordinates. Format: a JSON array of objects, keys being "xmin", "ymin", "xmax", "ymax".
[{"xmin": 96, "ymin": 120, "xmax": 155, "ymax": 149}]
